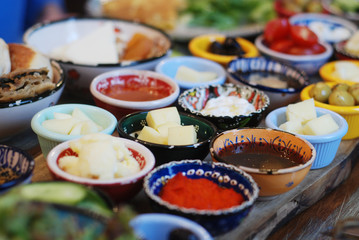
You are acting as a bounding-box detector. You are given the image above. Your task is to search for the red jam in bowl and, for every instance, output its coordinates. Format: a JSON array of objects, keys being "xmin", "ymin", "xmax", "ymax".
[{"xmin": 96, "ymin": 75, "xmax": 173, "ymax": 101}]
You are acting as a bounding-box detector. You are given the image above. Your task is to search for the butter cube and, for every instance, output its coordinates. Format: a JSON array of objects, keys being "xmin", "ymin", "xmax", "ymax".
[
  {"xmin": 302, "ymin": 114, "xmax": 339, "ymax": 135},
  {"xmin": 279, "ymin": 120, "xmax": 303, "ymax": 134},
  {"xmin": 167, "ymin": 125, "xmax": 197, "ymax": 145},
  {"xmin": 146, "ymin": 107, "xmax": 181, "ymax": 129},
  {"xmin": 175, "ymin": 66, "xmax": 217, "ymax": 83},
  {"xmin": 286, "ymin": 98, "xmax": 317, "ymax": 124},
  {"xmin": 156, "ymin": 121, "xmax": 181, "ymax": 138},
  {"xmin": 137, "ymin": 126, "xmax": 167, "ymax": 144}
]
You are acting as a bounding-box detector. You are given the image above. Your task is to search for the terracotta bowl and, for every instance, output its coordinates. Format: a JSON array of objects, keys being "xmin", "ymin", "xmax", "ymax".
[{"xmin": 210, "ymin": 128, "xmax": 316, "ymax": 198}]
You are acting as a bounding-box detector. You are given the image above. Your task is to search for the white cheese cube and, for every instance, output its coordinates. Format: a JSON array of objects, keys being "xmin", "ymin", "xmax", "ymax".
[
  {"xmin": 279, "ymin": 120, "xmax": 303, "ymax": 134},
  {"xmin": 156, "ymin": 121, "xmax": 181, "ymax": 138},
  {"xmin": 167, "ymin": 125, "xmax": 197, "ymax": 145},
  {"xmin": 42, "ymin": 118, "xmax": 80, "ymax": 135},
  {"xmin": 146, "ymin": 107, "xmax": 181, "ymax": 129},
  {"xmin": 286, "ymin": 98, "xmax": 317, "ymax": 124},
  {"xmin": 302, "ymin": 114, "xmax": 339, "ymax": 135},
  {"xmin": 137, "ymin": 126, "xmax": 167, "ymax": 144}
]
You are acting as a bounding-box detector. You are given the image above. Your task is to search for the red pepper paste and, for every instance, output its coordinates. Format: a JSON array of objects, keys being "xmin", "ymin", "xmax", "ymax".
[{"xmin": 159, "ymin": 173, "xmax": 245, "ymax": 210}]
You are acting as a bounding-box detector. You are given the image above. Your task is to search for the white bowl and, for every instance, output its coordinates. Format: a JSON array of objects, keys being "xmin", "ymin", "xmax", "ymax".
[
  {"xmin": 23, "ymin": 17, "xmax": 172, "ymax": 99},
  {"xmin": 255, "ymin": 35, "xmax": 333, "ymax": 75},
  {"xmin": 155, "ymin": 56, "xmax": 226, "ymax": 91},
  {"xmin": 0, "ymin": 61, "xmax": 65, "ymax": 140}
]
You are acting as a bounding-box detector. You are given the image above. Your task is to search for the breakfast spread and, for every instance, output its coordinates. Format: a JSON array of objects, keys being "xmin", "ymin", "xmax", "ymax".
[
  {"xmin": 41, "ymin": 108, "xmax": 103, "ymax": 135},
  {"xmin": 58, "ymin": 133, "xmax": 140, "ymax": 180},
  {"xmin": 137, "ymin": 107, "xmax": 197, "ymax": 145},
  {"xmin": 0, "ymin": 40, "xmax": 55, "ymax": 102},
  {"xmin": 175, "ymin": 65, "xmax": 217, "ymax": 83}
]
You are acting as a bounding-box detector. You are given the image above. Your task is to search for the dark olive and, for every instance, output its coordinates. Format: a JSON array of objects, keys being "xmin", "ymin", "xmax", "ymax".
[
  {"xmin": 168, "ymin": 228, "xmax": 200, "ymax": 240},
  {"xmin": 332, "ymin": 83, "xmax": 350, "ymax": 92},
  {"xmin": 328, "ymin": 90, "xmax": 355, "ymax": 106},
  {"xmin": 309, "ymin": 82, "xmax": 332, "ymax": 103},
  {"xmin": 208, "ymin": 37, "xmax": 244, "ymax": 56}
]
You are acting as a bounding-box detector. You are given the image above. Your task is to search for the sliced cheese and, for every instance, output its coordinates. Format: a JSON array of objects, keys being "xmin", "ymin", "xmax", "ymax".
[
  {"xmin": 286, "ymin": 98, "xmax": 317, "ymax": 124},
  {"xmin": 146, "ymin": 107, "xmax": 181, "ymax": 130},
  {"xmin": 156, "ymin": 121, "xmax": 181, "ymax": 139},
  {"xmin": 137, "ymin": 126, "xmax": 167, "ymax": 144},
  {"xmin": 302, "ymin": 114, "xmax": 339, "ymax": 136},
  {"xmin": 167, "ymin": 125, "xmax": 197, "ymax": 145},
  {"xmin": 279, "ymin": 120, "xmax": 303, "ymax": 135}
]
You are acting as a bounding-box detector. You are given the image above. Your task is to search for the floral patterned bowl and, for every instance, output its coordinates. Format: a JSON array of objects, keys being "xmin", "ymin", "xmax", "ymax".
[
  {"xmin": 210, "ymin": 128, "xmax": 316, "ymax": 198},
  {"xmin": 143, "ymin": 159, "xmax": 259, "ymax": 236},
  {"xmin": 177, "ymin": 83, "xmax": 270, "ymax": 131}
]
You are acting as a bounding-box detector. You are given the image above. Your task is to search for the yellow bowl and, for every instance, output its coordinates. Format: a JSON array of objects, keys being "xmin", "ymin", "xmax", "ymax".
[
  {"xmin": 300, "ymin": 82, "xmax": 359, "ymax": 140},
  {"xmin": 188, "ymin": 34, "xmax": 259, "ymax": 66},
  {"xmin": 319, "ymin": 60, "xmax": 359, "ymax": 85}
]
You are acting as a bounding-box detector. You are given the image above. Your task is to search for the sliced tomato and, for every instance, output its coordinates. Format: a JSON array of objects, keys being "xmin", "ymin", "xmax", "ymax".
[
  {"xmin": 310, "ymin": 43, "xmax": 326, "ymax": 54},
  {"xmin": 289, "ymin": 25, "xmax": 318, "ymax": 47},
  {"xmin": 269, "ymin": 39, "xmax": 295, "ymax": 53},
  {"xmin": 286, "ymin": 46, "xmax": 316, "ymax": 55},
  {"xmin": 263, "ymin": 18, "xmax": 290, "ymax": 44}
]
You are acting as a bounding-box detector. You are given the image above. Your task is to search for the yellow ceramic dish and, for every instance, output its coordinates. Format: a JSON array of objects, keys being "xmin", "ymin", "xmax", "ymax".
[
  {"xmin": 319, "ymin": 60, "xmax": 359, "ymax": 85},
  {"xmin": 188, "ymin": 34, "xmax": 259, "ymax": 66},
  {"xmin": 300, "ymin": 82, "xmax": 359, "ymax": 140}
]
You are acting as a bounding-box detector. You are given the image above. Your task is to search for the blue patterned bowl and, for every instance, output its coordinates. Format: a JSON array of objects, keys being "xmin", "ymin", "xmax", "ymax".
[
  {"xmin": 0, "ymin": 145, "xmax": 35, "ymax": 193},
  {"xmin": 143, "ymin": 159, "xmax": 259, "ymax": 236},
  {"xmin": 227, "ymin": 57, "xmax": 309, "ymax": 110},
  {"xmin": 177, "ymin": 83, "xmax": 270, "ymax": 131}
]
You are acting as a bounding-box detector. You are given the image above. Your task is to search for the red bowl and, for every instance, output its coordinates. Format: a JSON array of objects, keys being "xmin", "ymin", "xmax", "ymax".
[
  {"xmin": 90, "ymin": 69, "xmax": 180, "ymax": 120},
  {"xmin": 46, "ymin": 136, "xmax": 156, "ymax": 203}
]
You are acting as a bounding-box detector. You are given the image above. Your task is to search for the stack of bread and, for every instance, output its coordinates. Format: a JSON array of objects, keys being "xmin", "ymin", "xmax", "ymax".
[{"xmin": 0, "ymin": 38, "xmax": 55, "ymax": 102}]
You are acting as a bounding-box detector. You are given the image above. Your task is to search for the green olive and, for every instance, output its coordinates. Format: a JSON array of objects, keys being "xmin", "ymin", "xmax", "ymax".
[
  {"xmin": 348, "ymin": 83, "xmax": 359, "ymax": 95},
  {"xmin": 309, "ymin": 82, "xmax": 332, "ymax": 103},
  {"xmin": 328, "ymin": 90, "xmax": 355, "ymax": 106},
  {"xmin": 350, "ymin": 88, "xmax": 359, "ymax": 105},
  {"xmin": 332, "ymin": 83, "xmax": 350, "ymax": 92}
]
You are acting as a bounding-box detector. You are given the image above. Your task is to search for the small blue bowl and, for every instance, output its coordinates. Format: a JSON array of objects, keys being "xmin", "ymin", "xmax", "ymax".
[
  {"xmin": 265, "ymin": 107, "xmax": 348, "ymax": 169},
  {"xmin": 143, "ymin": 160, "xmax": 259, "ymax": 236},
  {"xmin": 155, "ymin": 56, "xmax": 226, "ymax": 92},
  {"xmin": 130, "ymin": 213, "xmax": 213, "ymax": 240},
  {"xmin": 0, "ymin": 145, "xmax": 35, "ymax": 193},
  {"xmin": 227, "ymin": 57, "xmax": 309, "ymax": 110}
]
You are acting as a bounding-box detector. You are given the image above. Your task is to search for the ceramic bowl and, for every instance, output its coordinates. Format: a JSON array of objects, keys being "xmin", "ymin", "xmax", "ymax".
[
  {"xmin": 90, "ymin": 69, "xmax": 179, "ymax": 120},
  {"xmin": 265, "ymin": 107, "xmax": 348, "ymax": 169},
  {"xmin": 130, "ymin": 213, "xmax": 213, "ymax": 240},
  {"xmin": 46, "ymin": 135, "xmax": 155, "ymax": 203},
  {"xmin": 300, "ymin": 82, "xmax": 359, "ymax": 140},
  {"xmin": 31, "ymin": 103, "xmax": 117, "ymax": 157},
  {"xmin": 117, "ymin": 111, "xmax": 217, "ymax": 166},
  {"xmin": 255, "ymin": 35, "xmax": 333, "ymax": 75},
  {"xmin": 227, "ymin": 57, "xmax": 309, "ymax": 110},
  {"xmin": 319, "ymin": 60, "xmax": 359, "ymax": 85},
  {"xmin": 155, "ymin": 56, "xmax": 226, "ymax": 92},
  {"xmin": 0, "ymin": 145, "xmax": 35, "ymax": 193},
  {"xmin": 143, "ymin": 159, "xmax": 259, "ymax": 236},
  {"xmin": 334, "ymin": 40, "xmax": 359, "ymax": 61},
  {"xmin": 188, "ymin": 34, "xmax": 259, "ymax": 66},
  {"xmin": 289, "ymin": 13, "xmax": 357, "ymax": 44},
  {"xmin": 210, "ymin": 128, "xmax": 316, "ymax": 198},
  {"xmin": 23, "ymin": 17, "xmax": 172, "ymax": 99},
  {"xmin": 0, "ymin": 61, "xmax": 64, "ymax": 140},
  {"xmin": 177, "ymin": 83, "xmax": 270, "ymax": 131}
]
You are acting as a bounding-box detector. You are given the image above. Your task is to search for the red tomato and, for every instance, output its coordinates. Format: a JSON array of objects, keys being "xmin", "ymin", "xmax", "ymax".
[
  {"xmin": 289, "ymin": 25, "xmax": 318, "ymax": 47},
  {"xmin": 310, "ymin": 43, "xmax": 326, "ymax": 54},
  {"xmin": 263, "ymin": 18, "xmax": 290, "ymax": 44},
  {"xmin": 286, "ymin": 43, "xmax": 326, "ymax": 56},
  {"xmin": 269, "ymin": 39, "xmax": 294, "ymax": 53}
]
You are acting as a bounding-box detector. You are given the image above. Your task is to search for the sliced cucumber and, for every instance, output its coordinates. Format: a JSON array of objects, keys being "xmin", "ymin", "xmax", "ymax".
[{"xmin": 19, "ymin": 182, "xmax": 86, "ymax": 205}]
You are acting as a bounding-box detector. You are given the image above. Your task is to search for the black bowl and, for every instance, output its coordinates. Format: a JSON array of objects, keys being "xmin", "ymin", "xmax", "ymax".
[{"xmin": 117, "ymin": 111, "xmax": 217, "ymax": 166}]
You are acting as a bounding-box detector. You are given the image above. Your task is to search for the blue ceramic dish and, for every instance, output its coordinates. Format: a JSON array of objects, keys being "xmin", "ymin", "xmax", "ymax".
[
  {"xmin": 0, "ymin": 145, "xmax": 35, "ymax": 193},
  {"xmin": 155, "ymin": 56, "xmax": 226, "ymax": 92},
  {"xmin": 177, "ymin": 83, "xmax": 270, "ymax": 131},
  {"xmin": 143, "ymin": 160, "xmax": 259, "ymax": 236},
  {"xmin": 131, "ymin": 213, "xmax": 213, "ymax": 240},
  {"xmin": 265, "ymin": 107, "xmax": 348, "ymax": 169},
  {"xmin": 227, "ymin": 57, "xmax": 309, "ymax": 110}
]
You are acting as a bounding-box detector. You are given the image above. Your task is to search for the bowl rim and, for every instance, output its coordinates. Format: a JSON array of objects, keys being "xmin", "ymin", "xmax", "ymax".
[
  {"xmin": 0, "ymin": 61, "xmax": 65, "ymax": 109},
  {"xmin": 23, "ymin": 16, "xmax": 172, "ymax": 68},
  {"xmin": 300, "ymin": 83, "xmax": 359, "ymax": 114},
  {"xmin": 177, "ymin": 83, "xmax": 270, "ymax": 119},
  {"xmin": 143, "ymin": 159, "xmax": 259, "ymax": 215},
  {"xmin": 227, "ymin": 57, "xmax": 309, "ymax": 94},
  {"xmin": 46, "ymin": 136, "xmax": 156, "ymax": 185},
  {"xmin": 188, "ymin": 34, "xmax": 259, "ymax": 65},
  {"xmin": 265, "ymin": 106, "xmax": 349, "ymax": 143},
  {"xmin": 154, "ymin": 56, "xmax": 227, "ymax": 89},
  {"xmin": 333, "ymin": 40, "xmax": 359, "ymax": 60},
  {"xmin": 319, "ymin": 59, "xmax": 359, "ymax": 84},
  {"xmin": 0, "ymin": 144, "xmax": 35, "ymax": 190},
  {"xmin": 209, "ymin": 128, "xmax": 316, "ymax": 175},
  {"xmin": 116, "ymin": 110, "xmax": 218, "ymax": 149},
  {"xmin": 31, "ymin": 103, "xmax": 118, "ymax": 142},
  {"xmin": 90, "ymin": 69, "xmax": 180, "ymax": 109},
  {"xmin": 255, "ymin": 35, "xmax": 333, "ymax": 61}
]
